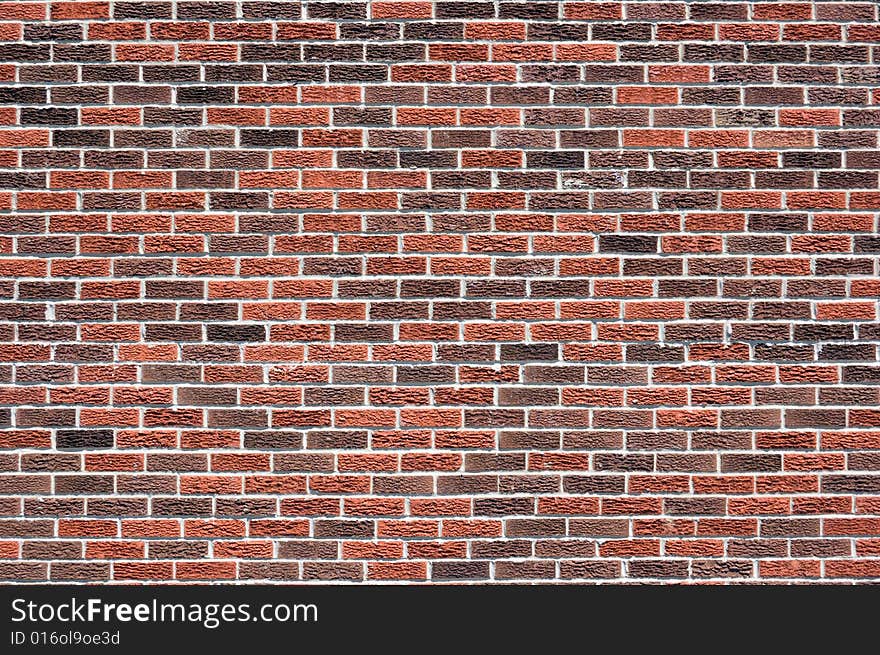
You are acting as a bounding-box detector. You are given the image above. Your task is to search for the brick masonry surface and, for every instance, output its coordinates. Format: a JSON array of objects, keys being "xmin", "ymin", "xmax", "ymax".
[{"xmin": 0, "ymin": 0, "xmax": 879, "ymax": 584}]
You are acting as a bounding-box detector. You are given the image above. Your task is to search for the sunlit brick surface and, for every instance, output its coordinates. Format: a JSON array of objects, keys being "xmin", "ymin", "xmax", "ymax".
[{"xmin": 1, "ymin": 1, "xmax": 879, "ymax": 583}]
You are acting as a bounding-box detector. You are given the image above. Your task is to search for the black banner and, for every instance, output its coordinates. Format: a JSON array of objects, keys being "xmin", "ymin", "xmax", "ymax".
[{"xmin": 0, "ymin": 584, "xmax": 871, "ymax": 650}]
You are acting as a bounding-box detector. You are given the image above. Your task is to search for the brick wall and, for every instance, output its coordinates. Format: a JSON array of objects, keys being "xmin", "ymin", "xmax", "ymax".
[{"xmin": 1, "ymin": 0, "xmax": 879, "ymax": 583}]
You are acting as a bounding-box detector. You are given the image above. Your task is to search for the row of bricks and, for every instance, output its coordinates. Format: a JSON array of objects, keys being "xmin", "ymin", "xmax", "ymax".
[
  {"xmin": 5, "ymin": 426, "xmax": 880, "ymax": 447},
  {"xmin": 4, "ymin": 245, "xmax": 880, "ymax": 260},
  {"xmin": 3, "ymin": 449, "xmax": 880, "ymax": 469},
  {"xmin": 5, "ymin": 353, "xmax": 880, "ymax": 367},
  {"xmin": 6, "ymin": 494, "xmax": 880, "ymax": 514},
  {"xmin": 0, "ymin": 66, "xmax": 875, "ymax": 84},
  {"xmin": 1, "ymin": 211, "xmax": 877, "ymax": 229},
  {"xmin": 4, "ymin": 493, "xmax": 880, "ymax": 514},
  {"xmin": 6, "ymin": 278, "xmax": 880, "ymax": 294},
  {"xmin": 7, "ymin": 173, "xmax": 880, "ymax": 192},
  {"xmin": 5, "ymin": 558, "xmax": 880, "ymax": 582},
  {"xmin": 3, "ymin": 300, "xmax": 880, "ymax": 317},
  {"xmin": 3, "ymin": 88, "xmax": 880, "ymax": 107},
  {"xmin": 5, "ymin": 1, "xmax": 879, "ymax": 23},
  {"xmin": 5, "ymin": 384, "xmax": 880, "ymax": 403},
  {"xmin": 6, "ymin": 297, "xmax": 876, "ymax": 317},
  {"xmin": 8, "ymin": 48, "xmax": 878, "ymax": 70},
  {"xmin": 6, "ymin": 493, "xmax": 880, "ymax": 517},
  {"xmin": 5, "ymin": 325, "xmax": 880, "ymax": 341},
  {"xmin": 5, "ymin": 364, "xmax": 880, "ymax": 382},
  {"xmin": 2, "ymin": 277, "xmax": 879, "ymax": 296},
  {"xmin": 7, "ymin": 192, "xmax": 880, "ymax": 212},
  {"xmin": 10, "ymin": 406, "xmax": 880, "ymax": 427},
  {"xmin": 6, "ymin": 44, "xmax": 880, "ymax": 67},
  {"xmin": 0, "ymin": 471, "xmax": 878, "ymax": 492},
  {"xmin": 6, "ymin": 170, "xmax": 880, "ymax": 190},
  {"xmin": 5, "ymin": 515, "xmax": 880, "ymax": 537},
  {"xmin": 4, "ymin": 539, "xmax": 880, "ymax": 561},
  {"xmin": 4, "ymin": 124, "xmax": 880, "ymax": 145}
]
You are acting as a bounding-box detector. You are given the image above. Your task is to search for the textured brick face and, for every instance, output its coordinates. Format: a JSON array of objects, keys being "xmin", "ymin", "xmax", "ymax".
[{"xmin": 1, "ymin": 1, "xmax": 880, "ymax": 584}]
